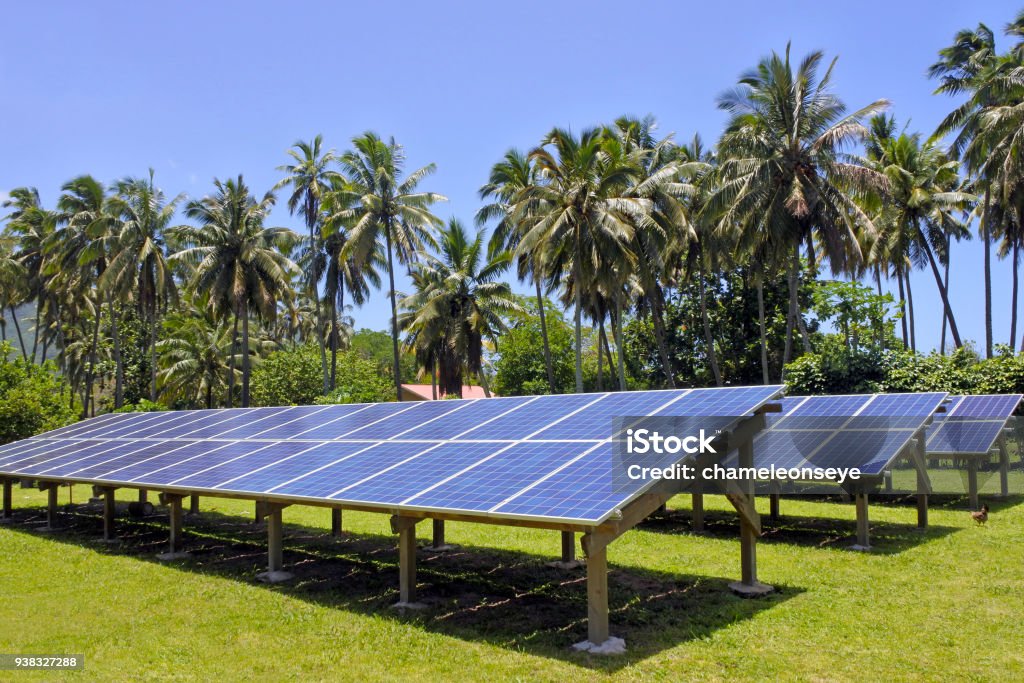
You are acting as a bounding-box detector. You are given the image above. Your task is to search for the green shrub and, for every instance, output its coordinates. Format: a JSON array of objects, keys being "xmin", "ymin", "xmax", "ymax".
[
  {"xmin": 0, "ymin": 343, "xmax": 80, "ymax": 444},
  {"xmin": 317, "ymin": 351, "xmax": 394, "ymax": 405},
  {"xmin": 112, "ymin": 399, "xmax": 166, "ymax": 413},
  {"xmin": 250, "ymin": 344, "xmax": 325, "ymax": 407}
]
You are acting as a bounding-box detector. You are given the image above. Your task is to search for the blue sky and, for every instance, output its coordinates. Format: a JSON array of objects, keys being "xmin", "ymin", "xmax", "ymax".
[{"xmin": 0, "ymin": 1, "xmax": 1019, "ymax": 351}]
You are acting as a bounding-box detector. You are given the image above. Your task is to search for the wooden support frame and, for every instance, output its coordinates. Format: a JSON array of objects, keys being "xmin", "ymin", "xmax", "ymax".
[
  {"xmin": 727, "ymin": 438, "xmax": 771, "ymax": 595},
  {"xmin": 967, "ymin": 458, "xmax": 980, "ymax": 510},
  {"xmin": 44, "ymin": 483, "xmax": 59, "ymax": 530},
  {"xmin": 852, "ymin": 492, "xmax": 870, "ymax": 551},
  {"xmin": 432, "ymin": 519, "xmax": 445, "ymax": 548},
  {"xmin": 331, "ymin": 508, "xmax": 343, "ymax": 536},
  {"xmin": 561, "ymin": 531, "xmax": 575, "ymax": 563},
  {"xmin": 1, "ymin": 477, "xmax": 12, "ymax": 522},
  {"xmin": 189, "ymin": 494, "xmax": 200, "ymax": 515},
  {"xmin": 998, "ymin": 435, "xmax": 1010, "ymax": 498},
  {"xmin": 391, "ymin": 515, "xmax": 424, "ymax": 606},
  {"xmin": 691, "ymin": 493, "xmax": 705, "ymax": 531},
  {"xmin": 769, "ymin": 480, "xmax": 781, "ymax": 521},
  {"xmin": 102, "ymin": 487, "xmax": 117, "ymax": 542},
  {"xmin": 913, "ymin": 434, "xmax": 930, "ymax": 529},
  {"xmin": 157, "ymin": 493, "xmax": 190, "ymax": 560},
  {"xmin": 257, "ymin": 503, "xmax": 293, "ymax": 583},
  {"xmin": 586, "ymin": 543, "xmax": 609, "ymax": 645}
]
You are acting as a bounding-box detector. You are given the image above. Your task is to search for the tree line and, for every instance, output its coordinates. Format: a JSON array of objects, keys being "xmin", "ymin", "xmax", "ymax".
[{"xmin": 2, "ymin": 12, "xmax": 1024, "ymax": 417}]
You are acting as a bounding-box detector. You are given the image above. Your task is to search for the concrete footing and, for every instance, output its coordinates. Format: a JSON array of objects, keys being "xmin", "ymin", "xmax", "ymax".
[
  {"xmin": 572, "ymin": 636, "xmax": 626, "ymax": 655},
  {"xmin": 728, "ymin": 580, "xmax": 774, "ymax": 597},
  {"xmin": 256, "ymin": 570, "xmax": 294, "ymax": 584}
]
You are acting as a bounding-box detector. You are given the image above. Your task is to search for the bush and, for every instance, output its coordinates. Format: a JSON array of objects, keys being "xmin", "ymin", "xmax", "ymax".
[
  {"xmin": 317, "ymin": 351, "xmax": 394, "ymax": 405},
  {"xmin": 250, "ymin": 345, "xmax": 324, "ymax": 407},
  {"xmin": 0, "ymin": 343, "xmax": 80, "ymax": 444},
  {"xmin": 112, "ymin": 399, "xmax": 166, "ymax": 413}
]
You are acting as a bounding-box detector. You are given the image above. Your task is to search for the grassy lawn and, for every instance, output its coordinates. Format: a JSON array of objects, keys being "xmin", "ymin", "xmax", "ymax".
[{"xmin": 1, "ymin": 484, "xmax": 1022, "ymax": 681}]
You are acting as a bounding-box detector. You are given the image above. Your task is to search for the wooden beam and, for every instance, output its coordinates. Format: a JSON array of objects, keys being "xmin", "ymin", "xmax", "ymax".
[
  {"xmin": 256, "ymin": 503, "xmax": 293, "ymax": 582},
  {"xmin": 331, "ymin": 508, "xmax": 342, "ymax": 536},
  {"xmin": 102, "ymin": 487, "xmax": 117, "ymax": 542},
  {"xmin": 138, "ymin": 489, "xmax": 148, "ymax": 504},
  {"xmin": 561, "ymin": 531, "xmax": 575, "ymax": 563},
  {"xmin": 914, "ymin": 435, "xmax": 929, "ymax": 529},
  {"xmin": 189, "ymin": 495, "xmax": 200, "ymax": 515},
  {"xmin": 168, "ymin": 494, "xmax": 184, "ymax": 554},
  {"xmin": 432, "ymin": 519, "xmax": 445, "ymax": 548},
  {"xmin": 397, "ymin": 517, "xmax": 419, "ymax": 604},
  {"xmin": 998, "ymin": 436, "xmax": 1010, "ymax": 498},
  {"xmin": 1, "ymin": 478, "xmax": 12, "ymax": 521},
  {"xmin": 46, "ymin": 484, "xmax": 59, "ymax": 530},
  {"xmin": 967, "ymin": 458, "xmax": 979, "ymax": 510},
  {"xmin": 853, "ymin": 492, "xmax": 871, "ymax": 550},
  {"xmin": 727, "ymin": 440, "xmax": 771, "ymax": 595},
  {"xmin": 691, "ymin": 493, "xmax": 705, "ymax": 531},
  {"xmin": 769, "ymin": 493, "xmax": 780, "ymax": 521},
  {"xmin": 586, "ymin": 543, "xmax": 609, "ymax": 645}
]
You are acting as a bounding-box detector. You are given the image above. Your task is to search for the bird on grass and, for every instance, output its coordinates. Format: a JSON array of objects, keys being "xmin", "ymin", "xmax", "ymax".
[{"xmin": 971, "ymin": 504, "xmax": 989, "ymax": 525}]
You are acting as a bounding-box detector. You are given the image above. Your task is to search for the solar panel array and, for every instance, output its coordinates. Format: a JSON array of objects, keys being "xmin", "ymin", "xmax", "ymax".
[
  {"xmin": 925, "ymin": 394, "xmax": 1022, "ymax": 455},
  {"xmin": 0, "ymin": 386, "xmax": 783, "ymax": 525},
  {"xmin": 726, "ymin": 392, "xmax": 949, "ymax": 476}
]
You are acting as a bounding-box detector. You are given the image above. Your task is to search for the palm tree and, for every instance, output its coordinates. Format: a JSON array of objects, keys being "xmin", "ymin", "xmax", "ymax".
[
  {"xmin": 1, "ymin": 188, "xmax": 49, "ymax": 361},
  {"xmin": 274, "ymin": 135, "xmax": 341, "ymax": 394},
  {"xmin": 399, "ymin": 219, "xmax": 520, "ymax": 397},
  {"xmin": 930, "ymin": 22, "xmax": 1009, "ymax": 357},
  {"xmin": 517, "ymin": 127, "xmax": 648, "ymax": 393},
  {"xmin": 864, "ymin": 117, "xmax": 973, "ymax": 350},
  {"xmin": 336, "ymin": 132, "xmax": 445, "ymax": 401},
  {"xmin": 0, "ymin": 236, "xmax": 27, "ymax": 356},
  {"xmin": 172, "ymin": 176, "xmax": 298, "ymax": 407},
  {"xmin": 50, "ymin": 176, "xmax": 122, "ymax": 413},
  {"xmin": 157, "ymin": 298, "xmax": 237, "ymax": 409},
  {"xmin": 479, "ymin": 149, "xmax": 560, "ymax": 393},
  {"xmin": 710, "ymin": 45, "xmax": 888, "ymax": 375},
  {"xmin": 106, "ymin": 170, "xmax": 184, "ymax": 401}
]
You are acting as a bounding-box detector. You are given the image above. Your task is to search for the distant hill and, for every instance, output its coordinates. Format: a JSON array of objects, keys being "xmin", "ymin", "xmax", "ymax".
[{"xmin": 2, "ymin": 301, "xmax": 57, "ymax": 362}]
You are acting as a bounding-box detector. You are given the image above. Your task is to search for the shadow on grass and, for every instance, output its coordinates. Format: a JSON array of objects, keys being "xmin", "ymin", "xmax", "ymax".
[
  {"xmin": 0, "ymin": 502, "xmax": 800, "ymax": 669},
  {"xmin": 637, "ymin": 494, "xmax": 983, "ymax": 553}
]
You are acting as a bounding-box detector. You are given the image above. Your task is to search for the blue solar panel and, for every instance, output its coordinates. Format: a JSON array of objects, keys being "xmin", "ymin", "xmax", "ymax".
[
  {"xmin": 950, "ymin": 394, "xmax": 1021, "ymax": 418},
  {"xmin": 271, "ymin": 442, "xmax": 441, "ymax": 499},
  {"xmin": 37, "ymin": 413, "xmax": 125, "ymax": 439},
  {"xmin": 530, "ymin": 390, "xmax": 683, "ymax": 440},
  {"xmin": 0, "ymin": 385, "xmax": 787, "ymax": 524},
  {"xmin": 396, "ymin": 396, "xmax": 536, "ymax": 440},
  {"xmin": 456, "ymin": 393, "xmax": 607, "ymax": 440},
  {"xmin": 924, "ymin": 394, "xmax": 1020, "ymax": 454},
  {"xmin": 339, "ymin": 400, "xmax": 472, "ymax": 440},
  {"xmin": 336, "ymin": 442, "xmax": 510, "ymax": 504}
]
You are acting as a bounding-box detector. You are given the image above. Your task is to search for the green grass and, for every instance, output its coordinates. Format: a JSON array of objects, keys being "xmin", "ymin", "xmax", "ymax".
[{"xmin": 1, "ymin": 485, "xmax": 1022, "ymax": 681}]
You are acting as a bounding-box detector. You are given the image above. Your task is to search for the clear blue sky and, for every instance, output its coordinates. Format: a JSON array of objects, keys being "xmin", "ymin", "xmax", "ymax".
[{"xmin": 0, "ymin": 1, "xmax": 1019, "ymax": 351}]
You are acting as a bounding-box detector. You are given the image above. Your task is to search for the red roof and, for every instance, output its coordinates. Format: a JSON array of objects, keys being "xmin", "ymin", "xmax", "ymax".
[{"xmin": 400, "ymin": 384, "xmax": 494, "ymax": 400}]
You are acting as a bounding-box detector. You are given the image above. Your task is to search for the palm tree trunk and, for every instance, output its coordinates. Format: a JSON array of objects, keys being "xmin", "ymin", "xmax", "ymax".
[
  {"xmin": 781, "ymin": 248, "xmax": 799, "ymax": 381},
  {"xmin": 649, "ymin": 283, "xmax": 676, "ymax": 389},
  {"xmin": 613, "ymin": 293, "xmax": 626, "ymax": 391},
  {"xmin": 982, "ymin": 188, "xmax": 993, "ymax": 358},
  {"xmin": 330, "ymin": 281, "xmax": 343, "ymax": 391},
  {"xmin": 8, "ymin": 306, "xmax": 27, "ymax": 361},
  {"xmin": 698, "ymin": 270, "xmax": 722, "ymax": 387},
  {"xmin": 228, "ymin": 314, "xmax": 239, "ymax": 408},
  {"xmin": 534, "ymin": 277, "xmax": 556, "ymax": 393},
  {"xmin": 573, "ymin": 278, "xmax": 584, "ymax": 393},
  {"xmin": 310, "ymin": 225, "xmax": 330, "ymax": 396},
  {"xmin": 109, "ymin": 299, "xmax": 124, "ymax": 409},
  {"xmin": 479, "ymin": 367, "xmax": 492, "ymax": 398},
  {"xmin": 85, "ymin": 303, "xmax": 103, "ymax": 417},
  {"xmin": 241, "ymin": 303, "xmax": 251, "ymax": 408},
  {"xmin": 905, "ymin": 269, "xmax": 917, "ymax": 352},
  {"xmin": 596, "ymin": 320, "xmax": 604, "ymax": 392},
  {"xmin": 1011, "ymin": 241, "xmax": 1019, "ymax": 352},
  {"xmin": 920, "ymin": 232, "xmax": 962, "ymax": 350},
  {"xmin": 875, "ymin": 267, "xmax": 885, "ymax": 350},
  {"xmin": 602, "ymin": 323, "xmax": 615, "ymax": 378},
  {"xmin": 940, "ymin": 236, "xmax": 950, "ymax": 354},
  {"xmin": 896, "ymin": 266, "xmax": 908, "ymax": 349},
  {"xmin": 385, "ymin": 225, "xmax": 403, "ymax": 401},
  {"xmin": 149, "ymin": 302, "xmax": 159, "ymax": 403},
  {"xmin": 31, "ymin": 300, "xmax": 41, "ymax": 364},
  {"xmin": 431, "ymin": 359, "xmax": 437, "ymax": 400},
  {"xmin": 757, "ymin": 279, "xmax": 769, "ymax": 385},
  {"xmin": 205, "ymin": 383, "xmax": 213, "ymax": 410}
]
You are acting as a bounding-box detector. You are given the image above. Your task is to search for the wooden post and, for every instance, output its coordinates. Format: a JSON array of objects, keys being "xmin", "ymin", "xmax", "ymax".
[
  {"xmin": 138, "ymin": 489, "xmax": 148, "ymax": 504},
  {"xmin": 769, "ymin": 493, "xmax": 780, "ymax": 521},
  {"xmin": 46, "ymin": 485, "xmax": 59, "ymax": 530},
  {"xmin": 257, "ymin": 503, "xmax": 293, "ymax": 582},
  {"xmin": 1, "ymin": 478, "xmax": 12, "ymax": 521},
  {"xmin": 691, "ymin": 493, "xmax": 705, "ymax": 532},
  {"xmin": 168, "ymin": 494, "xmax": 184, "ymax": 554},
  {"xmin": 915, "ymin": 435, "xmax": 928, "ymax": 529},
  {"xmin": 561, "ymin": 531, "xmax": 575, "ymax": 563},
  {"xmin": 586, "ymin": 543, "xmax": 609, "ymax": 645},
  {"xmin": 331, "ymin": 508, "xmax": 342, "ymax": 536},
  {"xmin": 432, "ymin": 519, "xmax": 445, "ymax": 548},
  {"xmin": 102, "ymin": 488, "xmax": 116, "ymax": 542},
  {"xmin": 189, "ymin": 495, "xmax": 199, "ymax": 515},
  {"xmin": 884, "ymin": 470, "xmax": 893, "ymax": 493},
  {"xmin": 728, "ymin": 441, "xmax": 772, "ymax": 595},
  {"xmin": 998, "ymin": 437, "xmax": 1010, "ymax": 498},
  {"xmin": 398, "ymin": 520, "xmax": 417, "ymax": 604},
  {"xmin": 853, "ymin": 492, "xmax": 870, "ymax": 550},
  {"xmin": 967, "ymin": 458, "xmax": 980, "ymax": 510}
]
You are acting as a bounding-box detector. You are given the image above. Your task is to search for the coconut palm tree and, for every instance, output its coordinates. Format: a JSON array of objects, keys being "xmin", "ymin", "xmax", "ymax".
[
  {"xmin": 50, "ymin": 176, "xmax": 122, "ymax": 414},
  {"xmin": 157, "ymin": 298, "xmax": 238, "ymax": 409},
  {"xmin": 106, "ymin": 170, "xmax": 184, "ymax": 401},
  {"xmin": 710, "ymin": 45, "xmax": 888, "ymax": 374},
  {"xmin": 172, "ymin": 176, "xmax": 299, "ymax": 407},
  {"xmin": 864, "ymin": 117, "xmax": 973, "ymax": 351},
  {"xmin": 274, "ymin": 135, "xmax": 341, "ymax": 394},
  {"xmin": 517, "ymin": 127, "xmax": 649, "ymax": 393},
  {"xmin": 399, "ymin": 219, "xmax": 520, "ymax": 397},
  {"xmin": 335, "ymin": 132, "xmax": 445, "ymax": 401}
]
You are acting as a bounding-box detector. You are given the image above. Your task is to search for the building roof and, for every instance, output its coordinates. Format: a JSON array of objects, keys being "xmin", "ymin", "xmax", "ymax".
[{"xmin": 400, "ymin": 384, "xmax": 493, "ymax": 400}]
